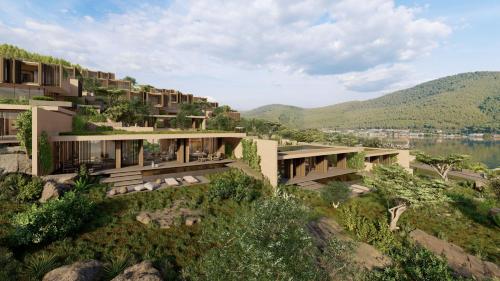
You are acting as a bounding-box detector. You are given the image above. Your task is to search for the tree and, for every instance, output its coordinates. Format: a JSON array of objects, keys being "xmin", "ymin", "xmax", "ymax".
[
  {"xmin": 416, "ymin": 152, "xmax": 468, "ymax": 181},
  {"xmin": 369, "ymin": 165, "xmax": 449, "ymax": 231},
  {"xmin": 170, "ymin": 111, "xmax": 192, "ymax": 129},
  {"xmin": 104, "ymin": 98, "xmax": 151, "ymax": 126},
  {"xmin": 16, "ymin": 110, "xmax": 32, "ymax": 157},
  {"xmin": 122, "ymin": 76, "xmax": 137, "ymax": 86}
]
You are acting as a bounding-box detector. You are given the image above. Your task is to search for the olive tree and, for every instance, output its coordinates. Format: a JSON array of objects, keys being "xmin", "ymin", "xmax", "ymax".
[
  {"xmin": 416, "ymin": 152, "xmax": 467, "ymax": 182},
  {"xmin": 369, "ymin": 165, "xmax": 449, "ymax": 231}
]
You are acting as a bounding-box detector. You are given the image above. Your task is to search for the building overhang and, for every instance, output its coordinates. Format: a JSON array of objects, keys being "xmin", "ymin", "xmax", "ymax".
[
  {"xmin": 50, "ymin": 132, "xmax": 246, "ymax": 142},
  {"xmin": 278, "ymin": 146, "xmax": 362, "ymax": 160},
  {"xmin": 363, "ymin": 148, "xmax": 399, "ymax": 158}
]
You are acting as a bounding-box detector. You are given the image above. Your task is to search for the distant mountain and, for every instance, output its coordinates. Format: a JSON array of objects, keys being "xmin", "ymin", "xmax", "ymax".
[{"xmin": 243, "ymin": 72, "xmax": 500, "ymax": 131}]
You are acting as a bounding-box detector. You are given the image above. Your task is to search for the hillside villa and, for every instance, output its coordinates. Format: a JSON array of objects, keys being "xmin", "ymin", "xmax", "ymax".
[{"xmin": 0, "ymin": 56, "xmax": 409, "ymax": 191}]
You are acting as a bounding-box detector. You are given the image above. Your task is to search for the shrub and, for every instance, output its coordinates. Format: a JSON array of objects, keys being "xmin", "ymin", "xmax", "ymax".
[
  {"xmin": 321, "ymin": 181, "xmax": 351, "ymax": 208},
  {"xmin": 11, "ymin": 192, "xmax": 94, "ymax": 246},
  {"xmin": 207, "ymin": 169, "xmax": 263, "ymax": 202},
  {"xmin": 184, "ymin": 198, "xmax": 326, "ymax": 280},
  {"xmin": 16, "ymin": 109, "xmax": 32, "ymax": 156},
  {"xmin": 347, "ymin": 152, "xmax": 366, "ymax": 170},
  {"xmin": 490, "ymin": 177, "xmax": 500, "ymax": 199},
  {"xmin": 16, "ymin": 177, "xmax": 44, "ymax": 202},
  {"xmin": 23, "ymin": 253, "xmax": 58, "ymax": 281},
  {"xmin": 0, "ymin": 247, "xmax": 21, "ymax": 281},
  {"xmin": 0, "ymin": 173, "xmax": 27, "ymax": 200},
  {"xmin": 32, "ymin": 96, "xmax": 55, "ymax": 101}
]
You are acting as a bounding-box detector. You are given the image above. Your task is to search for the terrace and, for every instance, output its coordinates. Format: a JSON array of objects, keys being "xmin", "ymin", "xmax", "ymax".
[{"xmin": 277, "ymin": 144, "xmax": 362, "ymax": 185}]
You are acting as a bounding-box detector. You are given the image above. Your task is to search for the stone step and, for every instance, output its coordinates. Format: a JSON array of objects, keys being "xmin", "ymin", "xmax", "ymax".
[
  {"xmin": 102, "ymin": 174, "xmax": 143, "ymax": 183},
  {"xmin": 109, "ymin": 171, "xmax": 142, "ymax": 178},
  {"xmin": 112, "ymin": 179, "xmax": 144, "ymax": 187}
]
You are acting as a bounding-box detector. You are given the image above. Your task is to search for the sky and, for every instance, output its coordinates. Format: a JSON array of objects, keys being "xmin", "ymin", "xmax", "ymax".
[{"xmin": 0, "ymin": 0, "xmax": 499, "ymax": 110}]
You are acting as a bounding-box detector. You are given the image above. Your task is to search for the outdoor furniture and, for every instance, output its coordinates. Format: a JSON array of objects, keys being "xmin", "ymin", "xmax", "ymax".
[
  {"xmin": 164, "ymin": 178, "xmax": 180, "ymax": 186},
  {"xmin": 183, "ymin": 176, "xmax": 199, "ymax": 184}
]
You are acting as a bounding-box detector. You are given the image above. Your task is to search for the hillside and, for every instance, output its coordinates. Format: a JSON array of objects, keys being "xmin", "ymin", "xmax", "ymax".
[{"xmin": 243, "ymin": 72, "xmax": 500, "ymax": 131}]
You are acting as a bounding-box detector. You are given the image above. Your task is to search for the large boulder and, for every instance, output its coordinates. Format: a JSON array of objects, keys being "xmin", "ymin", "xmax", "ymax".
[
  {"xmin": 0, "ymin": 152, "xmax": 31, "ymax": 174},
  {"xmin": 39, "ymin": 181, "xmax": 70, "ymax": 203},
  {"xmin": 111, "ymin": 261, "xmax": 163, "ymax": 281},
  {"xmin": 43, "ymin": 260, "xmax": 103, "ymax": 281},
  {"xmin": 410, "ymin": 229, "xmax": 500, "ymax": 280}
]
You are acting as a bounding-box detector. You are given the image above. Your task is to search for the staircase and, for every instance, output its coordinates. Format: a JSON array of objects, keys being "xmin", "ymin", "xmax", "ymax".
[{"xmin": 101, "ymin": 171, "xmax": 144, "ymax": 190}]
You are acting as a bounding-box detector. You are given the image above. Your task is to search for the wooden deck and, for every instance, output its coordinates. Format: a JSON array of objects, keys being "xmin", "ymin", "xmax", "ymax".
[
  {"xmin": 92, "ymin": 159, "xmax": 234, "ymax": 176},
  {"xmin": 284, "ymin": 167, "xmax": 357, "ymax": 185}
]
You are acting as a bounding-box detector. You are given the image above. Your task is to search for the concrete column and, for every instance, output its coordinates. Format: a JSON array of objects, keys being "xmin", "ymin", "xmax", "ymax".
[
  {"xmin": 37, "ymin": 63, "xmax": 42, "ymax": 85},
  {"xmin": 138, "ymin": 140, "xmax": 144, "ymax": 166},
  {"xmin": 217, "ymin": 138, "xmax": 225, "ymax": 156},
  {"xmin": 115, "ymin": 140, "xmax": 122, "ymax": 169},
  {"xmin": 176, "ymin": 139, "xmax": 185, "ymax": 163},
  {"xmin": 337, "ymin": 153, "xmax": 347, "ymax": 168},
  {"xmin": 201, "ymin": 118, "xmax": 207, "ymax": 130}
]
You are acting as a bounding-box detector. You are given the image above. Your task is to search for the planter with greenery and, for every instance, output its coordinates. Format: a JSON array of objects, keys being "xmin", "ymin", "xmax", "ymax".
[{"xmin": 241, "ymin": 139, "xmax": 261, "ymax": 171}]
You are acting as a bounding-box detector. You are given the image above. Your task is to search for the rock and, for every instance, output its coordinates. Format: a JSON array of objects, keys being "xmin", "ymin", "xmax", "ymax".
[
  {"xmin": 307, "ymin": 218, "xmax": 392, "ymax": 270},
  {"xmin": 108, "ymin": 189, "xmax": 117, "ymax": 196},
  {"xmin": 136, "ymin": 213, "xmax": 152, "ymax": 225},
  {"xmin": 117, "ymin": 186, "xmax": 128, "ymax": 194},
  {"xmin": 136, "ymin": 200, "xmax": 202, "ymax": 229},
  {"xmin": 0, "ymin": 153, "xmax": 31, "ymax": 175},
  {"xmin": 39, "ymin": 181, "xmax": 70, "ymax": 203},
  {"xmin": 43, "ymin": 260, "xmax": 103, "ymax": 281},
  {"xmin": 42, "ymin": 174, "xmax": 76, "ymax": 184},
  {"xmin": 111, "ymin": 261, "xmax": 162, "ymax": 281},
  {"xmin": 488, "ymin": 207, "xmax": 500, "ymax": 216},
  {"xmin": 410, "ymin": 229, "xmax": 500, "ymax": 280},
  {"xmin": 134, "ymin": 184, "xmax": 145, "ymax": 191},
  {"xmin": 185, "ymin": 216, "xmax": 201, "ymax": 226},
  {"xmin": 144, "ymin": 182, "xmax": 155, "ymax": 191}
]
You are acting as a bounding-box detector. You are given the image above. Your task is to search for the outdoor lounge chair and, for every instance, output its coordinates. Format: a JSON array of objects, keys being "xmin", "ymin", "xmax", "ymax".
[
  {"xmin": 183, "ymin": 176, "xmax": 199, "ymax": 184},
  {"xmin": 164, "ymin": 178, "xmax": 180, "ymax": 186}
]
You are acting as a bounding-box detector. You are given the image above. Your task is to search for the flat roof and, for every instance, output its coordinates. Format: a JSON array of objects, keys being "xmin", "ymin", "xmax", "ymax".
[
  {"xmin": 50, "ymin": 131, "xmax": 246, "ymax": 142},
  {"xmin": 363, "ymin": 148, "xmax": 399, "ymax": 157},
  {"xmin": 278, "ymin": 145, "xmax": 362, "ymax": 160}
]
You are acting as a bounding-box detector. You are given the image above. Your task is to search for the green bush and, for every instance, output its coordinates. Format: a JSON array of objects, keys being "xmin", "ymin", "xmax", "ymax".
[
  {"xmin": 16, "ymin": 177, "xmax": 44, "ymax": 202},
  {"xmin": 23, "ymin": 253, "xmax": 58, "ymax": 281},
  {"xmin": 184, "ymin": 198, "xmax": 326, "ymax": 280},
  {"xmin": 338, "ymin": 202, "xmax": 396, "ymax": 252},
  {"xmin": 0, "ymin": 247, "xmax": 21, "ymax": 281},
  {"xmin": 207, "ymin": 169, "xmax": 262, "ymax": 202},
  {"xmin": 32, "ymin": 96, "xmax": 55, "ymax": 101},
  {"xmin": 0, "ymin": 173, "xmax": 43, "ymax": 202},
  {"xmin": 369, "ymin": 243, "xmax": 454, "ymax": 281},
  {"xmin": 15, "ymin": 109, "xmax": 32, "ymax": 156},
  {"xmin": 347, "ymin": 152, "xmax": 366, "ymax": 170},
  {"xmin": 321, "ymin": 181, "xmax": 351, "ymax": 207},
  {"xmin": 10, "ymin": 192, "xmax": 94, "ymax": 246}
]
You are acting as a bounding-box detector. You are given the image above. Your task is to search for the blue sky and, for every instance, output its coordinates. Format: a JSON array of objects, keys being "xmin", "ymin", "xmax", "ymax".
[{"xmin": 0, "ymin": 0, "xmax": 498, "ymax": 110}]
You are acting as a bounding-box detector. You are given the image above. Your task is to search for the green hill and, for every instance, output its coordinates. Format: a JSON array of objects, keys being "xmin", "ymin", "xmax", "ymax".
[{"xmin": 243, "ymin": 72, "xmax": 500, "ymax": 131}]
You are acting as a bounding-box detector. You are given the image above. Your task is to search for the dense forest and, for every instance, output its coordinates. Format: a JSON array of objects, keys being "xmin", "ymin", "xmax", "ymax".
[
  {"xmin": 243, "ymin": 72, "xmax": 500, "ymax": 132},
  {"xmin": 0, "ymin": 44, "xmax": 74, "ymax": 67}
]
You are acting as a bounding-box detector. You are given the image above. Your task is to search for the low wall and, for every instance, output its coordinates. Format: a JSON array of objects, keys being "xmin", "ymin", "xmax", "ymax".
[{"xmin": 250, "ymin": 138, "xmax": 278, "ymax": 187}]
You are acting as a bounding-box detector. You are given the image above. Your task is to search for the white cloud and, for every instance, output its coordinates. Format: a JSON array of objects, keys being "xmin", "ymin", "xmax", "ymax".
[
  {"xmin": 0, "ymin": 0, "xmax": 452, "ymax": 106},
  {"xmin": 337, "ymin": 64, "xmax": 414, "ymax": 92}
]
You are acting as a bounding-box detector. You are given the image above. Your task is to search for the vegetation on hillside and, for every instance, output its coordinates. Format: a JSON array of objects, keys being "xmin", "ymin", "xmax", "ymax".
[
  {"xmin": 0, "ymin": 44, "xmax": 73, "ymax": 66},
  {"xmin": 243, "ymin": 72, "xmax": 500, "ymax": 132}
]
